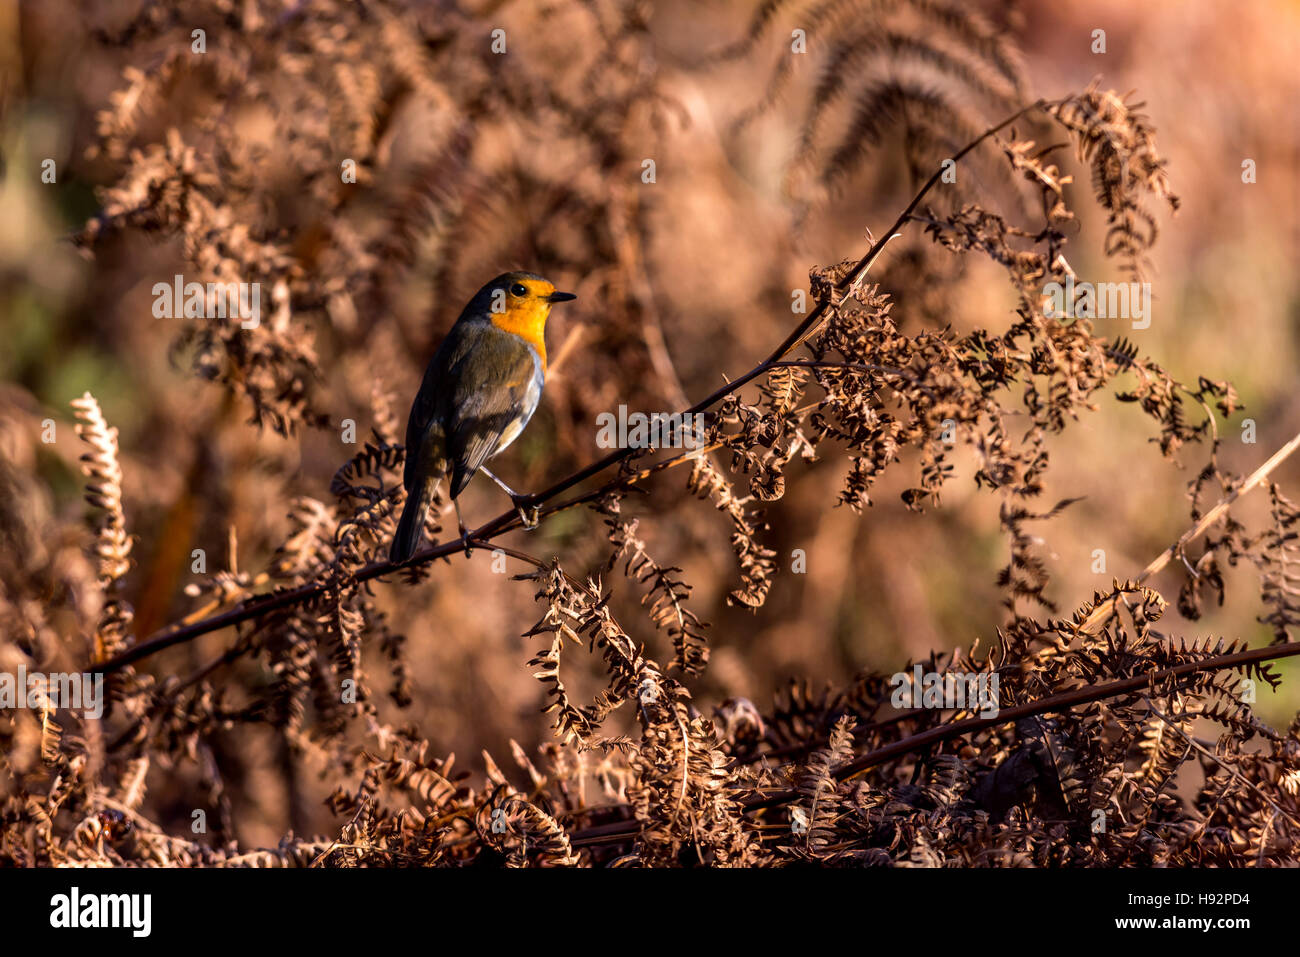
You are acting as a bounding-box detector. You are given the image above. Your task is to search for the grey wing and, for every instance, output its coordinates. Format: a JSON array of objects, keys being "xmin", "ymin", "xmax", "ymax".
[
  {"xmin": 403, "ymin": 325, "xmax": 473, "ymax": 491},
  {"xmin": 445, "ymin": 338, "xmax": 541, "ymax": 498}
]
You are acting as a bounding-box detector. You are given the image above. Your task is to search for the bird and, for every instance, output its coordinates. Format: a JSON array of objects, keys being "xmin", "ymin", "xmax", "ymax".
[{"xmin": 389, "ymin": 271, "xmax": 576, "ymax": 564}]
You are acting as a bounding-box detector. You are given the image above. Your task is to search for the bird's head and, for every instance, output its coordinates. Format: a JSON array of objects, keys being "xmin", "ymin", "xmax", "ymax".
[{"xmin": 471, "ymin": 271, "xmax": 576, "ymax": 367}]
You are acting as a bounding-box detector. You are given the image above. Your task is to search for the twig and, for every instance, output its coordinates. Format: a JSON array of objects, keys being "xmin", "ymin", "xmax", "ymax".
[
  {"xmin": 1076, "ymin": 425, "xmax": 1300, "ymax": 636},
  {"xmin": 569, "ymin": 639, "xmax": 1300, "ymax": 844}
]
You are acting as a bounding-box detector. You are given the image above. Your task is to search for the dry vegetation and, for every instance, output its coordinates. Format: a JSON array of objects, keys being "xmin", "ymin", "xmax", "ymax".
[{"xmin": 2, "ymin": 0, "xmax": 1300, "ymax": 867}]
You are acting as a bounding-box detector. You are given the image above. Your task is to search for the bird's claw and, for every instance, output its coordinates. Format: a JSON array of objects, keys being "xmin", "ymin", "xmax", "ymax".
[{"xmin": 512, "ymin": 496, "xmax": 541, "ymax": 530}]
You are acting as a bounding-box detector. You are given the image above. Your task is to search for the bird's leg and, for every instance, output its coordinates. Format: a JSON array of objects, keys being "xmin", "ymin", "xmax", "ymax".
[
  {"xmin": 480, "ymin": 466, "xmax": 540, "ymax": 529},
  {"xmin": 453, "ymin": 498, "xmax": 473, "ymax": 556}
]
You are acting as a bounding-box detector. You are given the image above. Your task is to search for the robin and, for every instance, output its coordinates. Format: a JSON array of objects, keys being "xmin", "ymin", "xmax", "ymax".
[{"xmin": 389, "ymin": 271, "xmax": 576, "ymax": 563}]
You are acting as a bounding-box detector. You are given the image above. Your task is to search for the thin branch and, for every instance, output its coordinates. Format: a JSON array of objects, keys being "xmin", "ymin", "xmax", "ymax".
[
  {"xmin": 1076, "ymin": 425, "xmax": 1300, "ymax": 636},
  {"xmin": 569, "ymin": 638, "xmax": 1300, "ymax": 845}
]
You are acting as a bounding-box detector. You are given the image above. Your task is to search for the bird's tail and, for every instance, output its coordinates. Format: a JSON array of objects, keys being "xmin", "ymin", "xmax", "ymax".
[{"xmin": 390, "ymin": 478, "xmax": 440, "ymax": 564}]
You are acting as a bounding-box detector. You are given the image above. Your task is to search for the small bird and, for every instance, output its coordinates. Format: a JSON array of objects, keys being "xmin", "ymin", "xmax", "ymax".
[{"xmin": 389, "ymin": 271, "xmax": 576, "ymax": 563}]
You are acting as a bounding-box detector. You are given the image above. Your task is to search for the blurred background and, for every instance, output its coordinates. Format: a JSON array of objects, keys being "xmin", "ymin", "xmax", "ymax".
[{"xmin": 1, "ymin": 0, "xmax": 1298, "ymax": 848}]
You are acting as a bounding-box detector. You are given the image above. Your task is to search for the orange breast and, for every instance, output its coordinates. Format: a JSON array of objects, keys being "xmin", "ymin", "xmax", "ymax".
[{"xmin": 489, "ymin": 302, "xmax": 548, "ymax": 370}]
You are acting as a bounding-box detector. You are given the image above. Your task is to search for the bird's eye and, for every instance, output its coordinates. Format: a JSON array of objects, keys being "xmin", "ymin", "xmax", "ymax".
[{"xmin": 509, "ymin": 283, "xmax": 529, "ymax": 298}]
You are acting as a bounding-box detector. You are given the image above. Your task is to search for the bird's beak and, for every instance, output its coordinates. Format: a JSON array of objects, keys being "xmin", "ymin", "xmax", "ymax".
[{"xmin": 545, "ymin": 291, "xmax": 577, "ymax": 303}]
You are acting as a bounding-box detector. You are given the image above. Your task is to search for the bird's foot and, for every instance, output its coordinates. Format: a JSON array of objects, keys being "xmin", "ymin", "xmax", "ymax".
[{"xmin": 511, "ymin": 495, "xmax": 541, "ymax": 530}]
